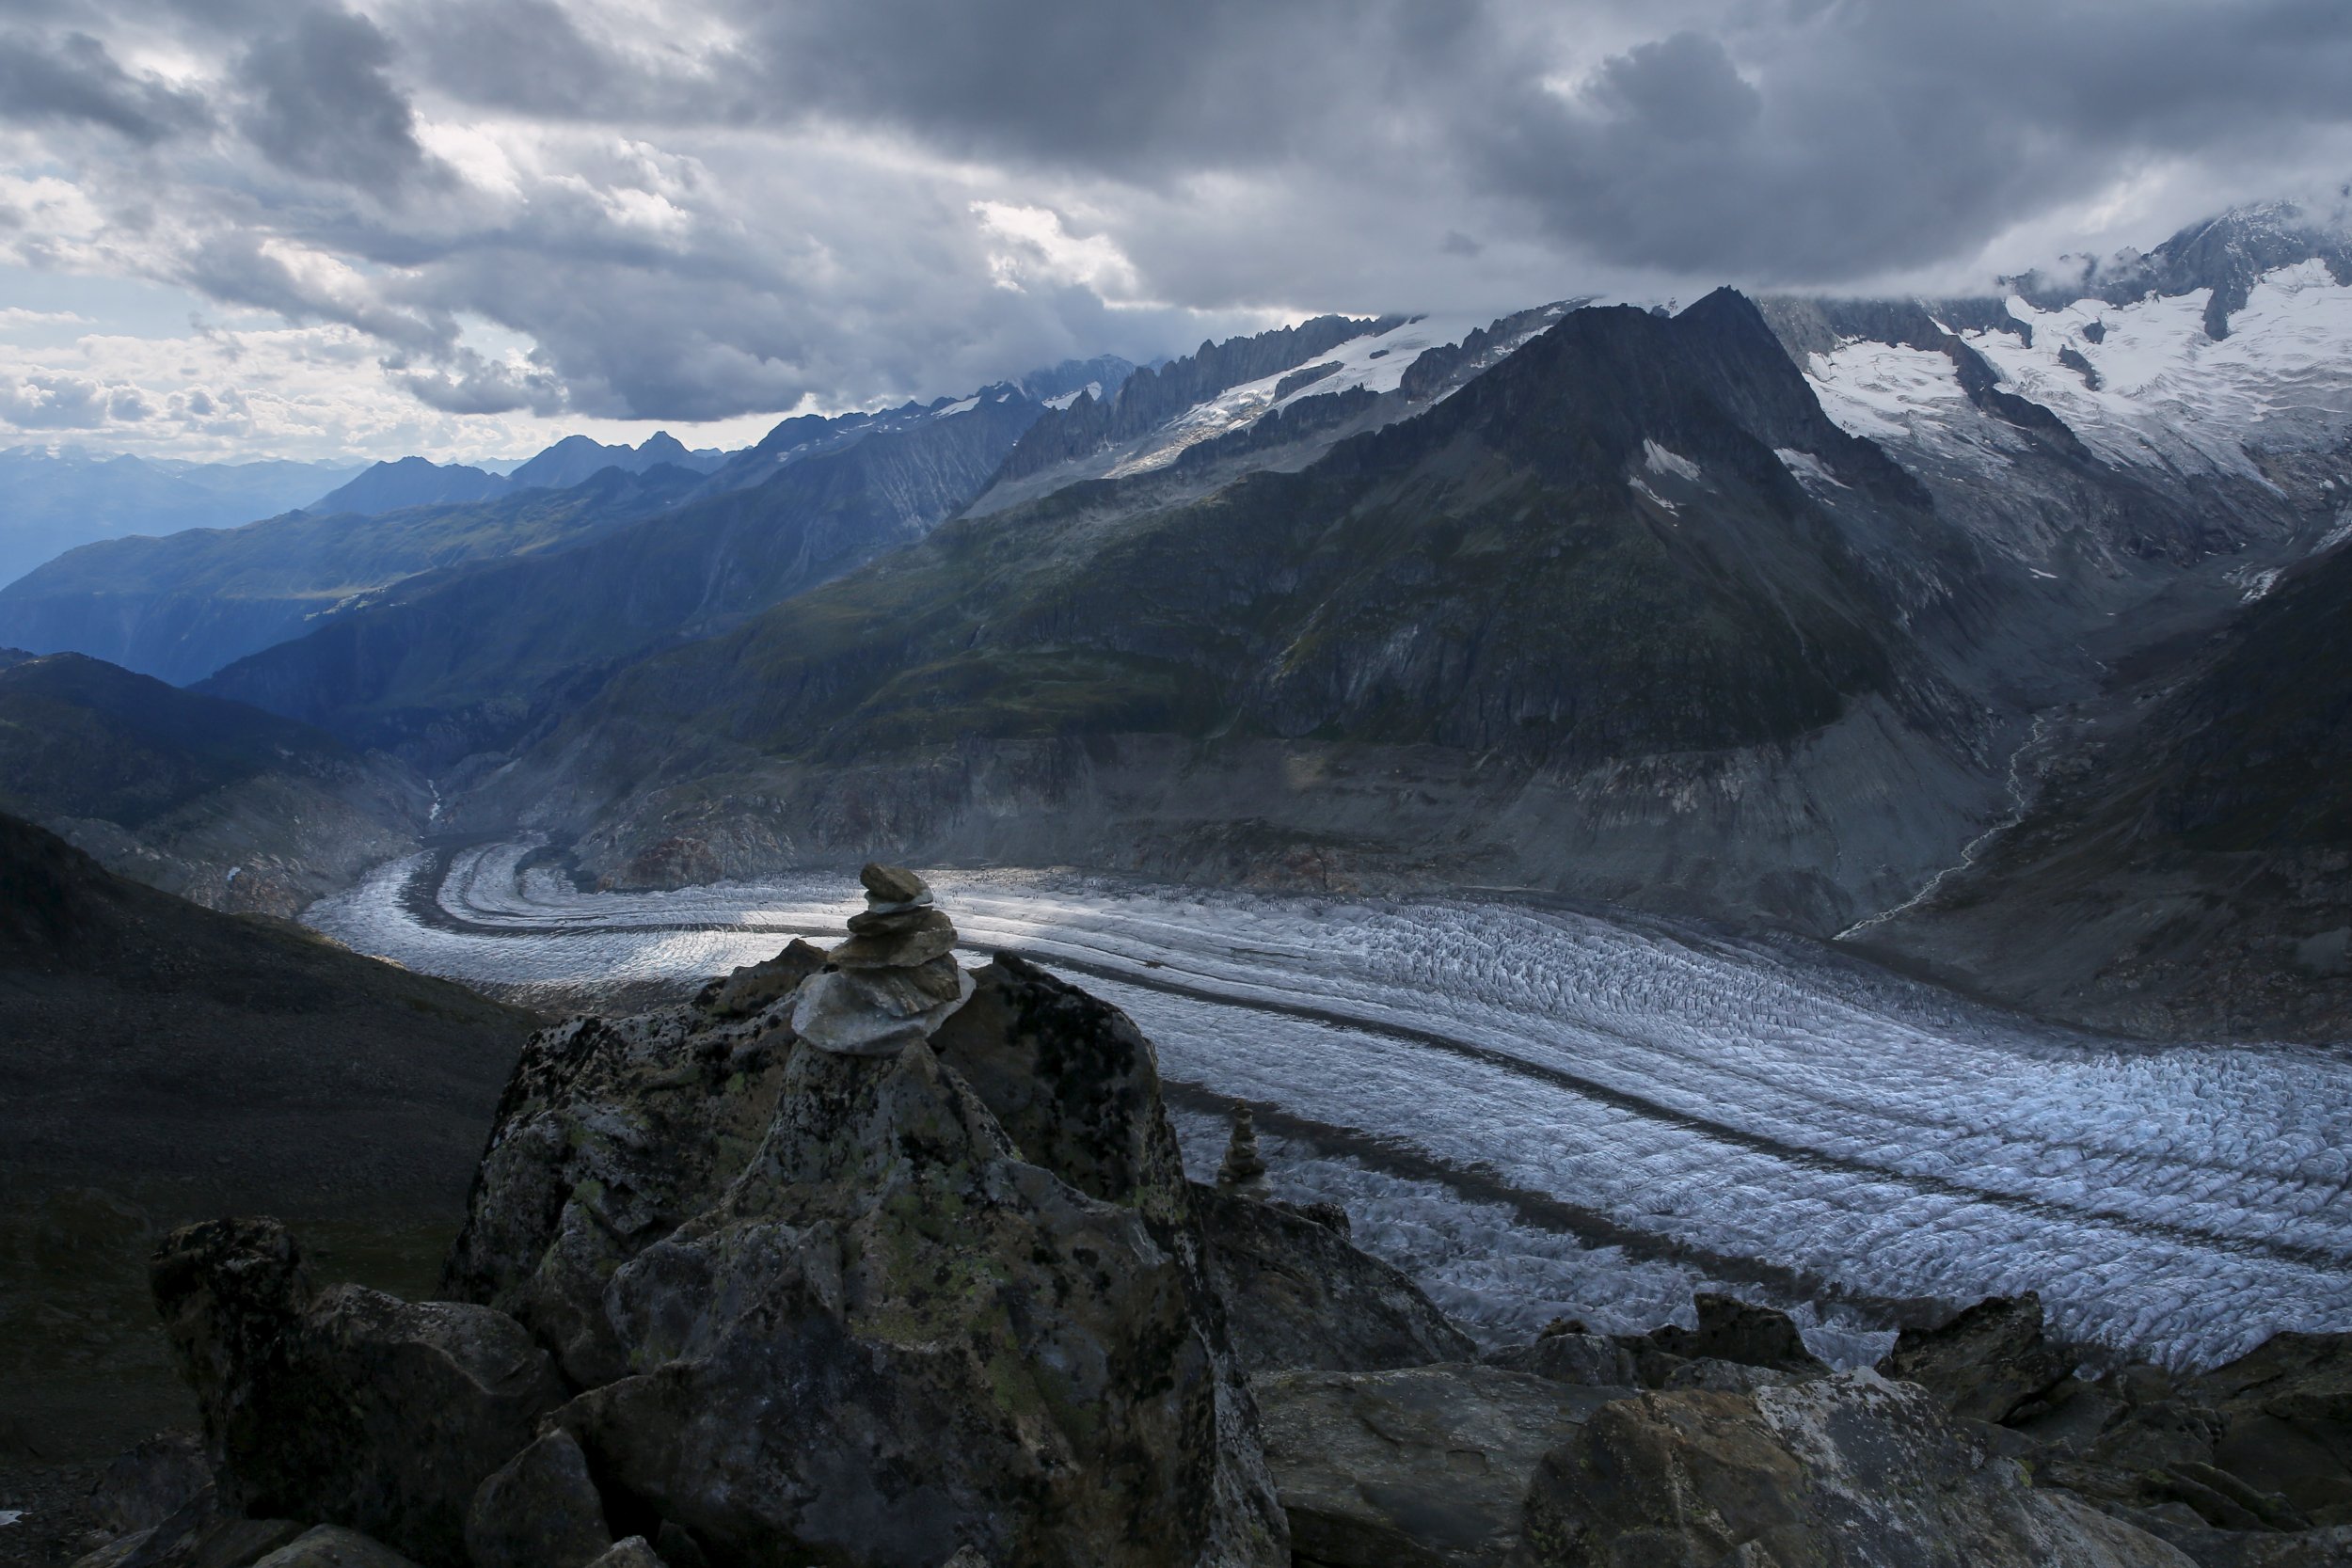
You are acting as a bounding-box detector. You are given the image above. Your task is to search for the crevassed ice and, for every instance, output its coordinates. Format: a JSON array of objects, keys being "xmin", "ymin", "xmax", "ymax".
[{"xmin": 307, "ymin": 849, "xmax": 2352, "ymax": 1370}]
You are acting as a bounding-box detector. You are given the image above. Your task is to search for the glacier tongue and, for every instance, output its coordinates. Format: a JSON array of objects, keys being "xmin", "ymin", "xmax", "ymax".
[{"xmin": 307, "ymin": 847, "xmax": 2352, "ymax": 1371}]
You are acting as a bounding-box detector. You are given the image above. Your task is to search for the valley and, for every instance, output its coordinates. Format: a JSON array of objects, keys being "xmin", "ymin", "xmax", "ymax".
[{"xmin": 306, "ymin": 838, "xmax": 2352, "ymax": 1373}]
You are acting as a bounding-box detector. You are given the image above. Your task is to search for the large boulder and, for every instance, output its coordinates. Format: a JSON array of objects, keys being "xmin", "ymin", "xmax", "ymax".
[
  {"xmin": 556, "ymin": 1038, "xmax": 1287, "ymax": 1567},
  {"xmin": 1877, "ymin": 1293, "xmax": 2076, "ymax": 1424},
  {"xmin": 1515, "ymin": 1371, "xmax": 2196, "ymax": 1567},
  {"xmin": 439, "ymin": 1001, "xmax": 797, "ymax": 1386},
  {"xmin": 1252, "ymin": 1363, "xmax": 1631, "ymax": 1567},
  {"xmin": 151, "ymin": 1219, "xmax": 565, "ymax": 1568},
  {"xmin": 1193, "ymin": 1181, "xmax": 1477, "ymax": 1374},
  {"xmin": 463, "ymin": 1430, "xmax": 612, "ymax": 1568}
]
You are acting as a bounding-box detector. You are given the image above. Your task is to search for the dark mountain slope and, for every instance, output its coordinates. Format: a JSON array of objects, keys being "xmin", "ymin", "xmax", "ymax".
[
  {"xmin": 489, "ymin": 293, "xmax": 2010, "ymax": 927},
  {"xmin": 0, "ymin": 464, "xmax": 707, "ymax": 685},
  {"xmin": 0, "ymin": 811, "xmax": 533, "ymax": 1458},
  {"xmin": 199, "ymin": 390, "xmax": 1049, "ymax": 767},
  {"xmin": 0, "ymin": 650, "xmax": 424, "ymax": 914},
  {"xmin": 1860, "ymin": 537, "xmax": 2352, "ymax": 1040}
]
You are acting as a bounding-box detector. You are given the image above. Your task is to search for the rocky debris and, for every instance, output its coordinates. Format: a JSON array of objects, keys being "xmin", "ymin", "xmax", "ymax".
[
  {"xmin": 787, "ymin": 863, "xmax": 973, "ymax": 1054},
  {"xmin": 151, "ymin": 1219, "xmax": 564, "ymax": 1568},
  {"xmin": 248, "ymin": 1527, "xmax": 421, "ymax": 1567},
  {"xmin": 1485, "ymin": 1328, "xmax": 1642, "ymax": 1390},
  {"xmin": 1252, "ymin": 1363, "xmax": 1629, "ymax": 1567},
  {"xmin": 1215, "ymin": 1107, "xmax": 1269, "ymax": 1197},
  {"xmin": 1517, "ymin": 1371, "xmax": 2196, "ymax": 1566},
  {"xmin": 1878, "ymin": 1291, "xmax": 2076, "ymax": 1423},
  {"xmin": 1192, "ymin": 1181, "xmax": 1476, "ymax": 1374},
  {"xmin": 462, "ymin": 1430, "xmax": 611, "ymax": 1568},
  {"xmin": 691, "ymin": 938, "xmax": 825, "ymax": 1019}
]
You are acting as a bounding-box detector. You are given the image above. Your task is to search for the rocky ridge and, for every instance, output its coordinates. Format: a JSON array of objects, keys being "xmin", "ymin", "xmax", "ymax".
[{"xmin": 67, "ymin": 868, "xmax": 2352, "ymax": 1568}]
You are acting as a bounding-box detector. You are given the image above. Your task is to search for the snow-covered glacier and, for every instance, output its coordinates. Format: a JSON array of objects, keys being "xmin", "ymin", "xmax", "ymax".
[{"xmin": 308, "ymin": 843, "xmax": 2352, "ymax": 1370}]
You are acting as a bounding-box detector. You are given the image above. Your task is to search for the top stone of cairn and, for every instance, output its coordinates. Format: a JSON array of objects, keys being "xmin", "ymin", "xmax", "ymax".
[{"xmin": 788, "ymin": 864, "xmax": 973, "ymax": 1054}]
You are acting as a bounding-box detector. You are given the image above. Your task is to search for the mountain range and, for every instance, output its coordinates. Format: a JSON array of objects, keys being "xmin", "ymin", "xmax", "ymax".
[
  {"xmin": 0, "ymin": 447, "xmax": 364, "ymax": 592},
  {"xmin": 4, "ymin": 201, "xmax": 2351, "ymax": 1037}
]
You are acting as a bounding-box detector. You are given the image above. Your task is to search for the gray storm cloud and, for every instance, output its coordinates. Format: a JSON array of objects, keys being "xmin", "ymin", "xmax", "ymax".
[{"xmin": 1, "ymin": 0, "xmax": 2348, "ymax": 441}]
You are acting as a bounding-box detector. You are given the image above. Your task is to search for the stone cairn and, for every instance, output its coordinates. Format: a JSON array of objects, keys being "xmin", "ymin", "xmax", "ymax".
[
  {"xmin": 1216, "ymin": 1105, "xmax": 1270, "ymax": 1196},
  {"xmin": 788, "ymin": 863, "xmax": 976, "ymax": 1054}
]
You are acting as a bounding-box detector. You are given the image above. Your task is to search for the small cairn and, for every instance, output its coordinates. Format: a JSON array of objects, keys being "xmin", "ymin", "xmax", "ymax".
[
  {"xmin": 788, "ymin": 863, "xmax": 975, "ymax": 1055},
  {"xmin": 1216, "ymin": 1105, "xmax": 1270, "ymax": 1197}
]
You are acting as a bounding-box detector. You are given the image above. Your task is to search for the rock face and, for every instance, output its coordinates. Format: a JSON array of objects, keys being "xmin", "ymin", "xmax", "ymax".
[
  {"xmin": 1193, "ymin": 1182, "xmax": 1477, "ymax": 1374},
  {"xmin": 151, "ymin": 1217, "xmax": 567, "ymax": 1567},
  {"xmin": 1252, "ymin": 1363, "xmax": 1629, "ymax": 1568},
  {"xmin": 1517, "ymin": 1371, "xmax": 2195, "ymax": 1567}
]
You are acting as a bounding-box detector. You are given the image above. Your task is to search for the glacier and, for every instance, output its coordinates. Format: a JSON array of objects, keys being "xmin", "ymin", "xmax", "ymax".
[{"xmin": 306, "ymin": 844, "xmax": 2352, "ymax": 1371}]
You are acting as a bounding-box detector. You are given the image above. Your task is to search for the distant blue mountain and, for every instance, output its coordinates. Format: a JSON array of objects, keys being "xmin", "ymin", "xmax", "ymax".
[{"xmin": 0, "ymin": 446, "xmax": 364, "ymax": 590}]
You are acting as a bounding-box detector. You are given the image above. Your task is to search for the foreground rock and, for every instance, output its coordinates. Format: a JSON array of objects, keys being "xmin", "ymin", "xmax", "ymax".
[
  {"xmin": 151, "ymin": 1217, "xmax": 564, "ymax": 1567},
  {"xmin": 1253, "ymin": 1363, "xmax": 1630, "ymax": 1567},
  {"xmin": 440, "ymin": 868, "xmax": 1285, "ymax": 1566},
  {"xmin": 1518, "ymin": 1371, "xmax": 2194, "ymax": 1566}
]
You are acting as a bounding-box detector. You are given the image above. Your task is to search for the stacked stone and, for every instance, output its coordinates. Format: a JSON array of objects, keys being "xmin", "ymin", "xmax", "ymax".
[
  {"xmin": 788, "ymin": 863, "xmax": 975, "ymax": 1055},
  {"xmin": 1217, "ymin": 1105, "xmax": 1270, "ymax": 1196}
]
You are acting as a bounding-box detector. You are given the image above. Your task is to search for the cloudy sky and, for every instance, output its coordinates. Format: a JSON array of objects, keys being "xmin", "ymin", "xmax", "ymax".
[{"xmin": 3, "ymin": 0, "xmax": 2349, "ymax": 463}]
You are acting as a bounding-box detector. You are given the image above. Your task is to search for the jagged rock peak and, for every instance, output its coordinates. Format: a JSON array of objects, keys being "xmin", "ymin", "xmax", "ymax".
[{"xmin": 788, "ymin": 863, "xmax": 974, "ymax": 1055}]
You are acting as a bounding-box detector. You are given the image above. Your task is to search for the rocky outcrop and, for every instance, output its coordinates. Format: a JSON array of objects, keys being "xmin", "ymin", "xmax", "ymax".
[
  {"xmin": 437, "ymin": 1002, "xmax": 798, "ymax": 1387},
  {"xmin": 151, "ymin": 1217, "xmax": 565, "ymax": 1568},
  {"xmin": 157, "ymin": 869, "xmax": 1294, "ymax": 1568},
  {"xmin": 1517, "ymin": 1371, "xmax": 2194, "ymax": 1567},
  {"xmin": 1252, "ymin": 1363, "xmax": 1630, "ymax": 1568},
  {"xmin": 1878, "ymin": 1291, "xmax": 2075, "ymax": 1423},
  {"xmin": 1193, "ymin": 1181, "xmax": 1476, "ymax": 1374},
  {"xmin": 1485, "ymin": 1326, "xmax": 1642, "ymax": 1390}
]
